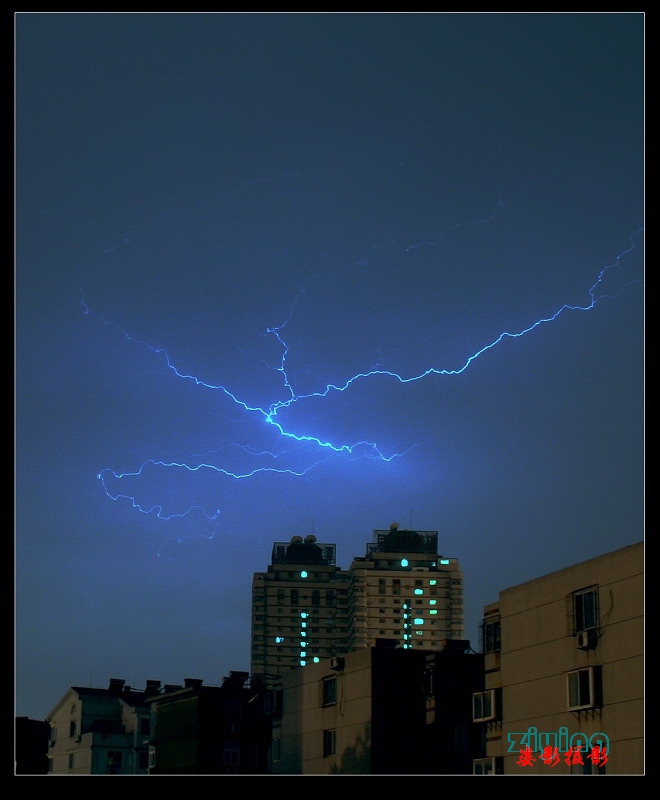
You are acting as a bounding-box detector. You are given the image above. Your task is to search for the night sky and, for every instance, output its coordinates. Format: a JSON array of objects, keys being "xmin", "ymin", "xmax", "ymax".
[{"xmin": 15, "ymin": 12, "xmax": 644, "ymax": 721}]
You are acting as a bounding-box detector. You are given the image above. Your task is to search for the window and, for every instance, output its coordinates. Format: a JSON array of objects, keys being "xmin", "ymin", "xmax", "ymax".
[
  {"xmin": 69, "ymin": 720, "xmax": 77, "ymax": 738},
  {"xmin": 322, "ymin": 675, "xmax": 337, "ymax": 706},
  {"xmin": 567, "ymin": 666, "xmax": 602, "ymax": 710},
  {"xmin": 571, "ymin": 759, "xmax": 606, "ymax": 776},
  {"xmin": 271, "ymin": 738, "xmax": 280, "ymax": 762},
  {"xmin": 223, "ymin": 747, "xmax": 240, "ymax": 766},
  {"xmin": 263, "ymin": 691, "xmax": 277, "ymax": 714},
  {"xmin": 138, "ymin": 750, "xmax": 149, "ymax": 770},
  {"xmin": 246, "ymin": 745, "xmax": 258, "ymax": 767},
  {"xmin": 573, "ymin": 586, "xmax": 599, "ymax": 633},
  {"xmin": 68, "ymin": 753, "xmax": 74, "ymax": 769},
  {"xmin": 106, "ymin": 751, "xmax": 122, "ymax": 774},
  {"xmin": 473, "ymin": 757, "xmax": 495, "ymax": 775},
  {"xmin": 483, "ymin": 619, "xmax": 501, "ymax": 653},
  {"xmin": 473, "ymin": 756, "xmax": 503, "ymax": 774},
  {"xmin": 472, "ymin": 689, "xmax": 497, "ymax": 722},
  {"xmin": 323, "ymin": 729, "xmax": 336, "ymax": 757}
]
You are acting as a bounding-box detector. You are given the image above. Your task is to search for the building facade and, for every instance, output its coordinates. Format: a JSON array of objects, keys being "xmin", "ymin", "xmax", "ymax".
[
  {"xmin": 251, "ymin": 535, "xmax": 350, "ymax": 676},
  {"xmin": 473, "ymin": 541, "xmax": 644, "ymax": 776},
  {"xmin": 45, "ymin": 678, "xmax": 160, "ymax": 775},
  {"xmin": 15, "ymin": 717, "xmax": 50, "ymax": 775},
  {"xmin": 271, "ymin": 642, "xmax": 484, "ymax": 774},
  {"xmin": 147, "ymin": 672, "xmax": 273, "ymax": 774},
  {"xmin": 251, "ymin": 524, "xmax": 463, "ymax": 678},
  {"xmin": 347, "ymin": 526, "xmax": 464, "ymax": 651}
]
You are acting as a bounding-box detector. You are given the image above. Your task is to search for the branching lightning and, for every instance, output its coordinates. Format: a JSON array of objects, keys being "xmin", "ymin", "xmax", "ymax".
[{"xmin": 86, "ymin": 228, "xmax": 642, "ymax": 524}]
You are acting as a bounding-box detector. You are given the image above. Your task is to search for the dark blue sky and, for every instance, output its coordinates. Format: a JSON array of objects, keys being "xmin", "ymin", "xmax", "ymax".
[{"xmin": 15, "ymin": 12, "xmax": 644, "ymax": 721}]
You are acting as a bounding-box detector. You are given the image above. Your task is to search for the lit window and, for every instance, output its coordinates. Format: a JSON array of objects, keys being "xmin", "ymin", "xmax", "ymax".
[
  {"xmin": 301, "ymin": 570, "xmax": 308, "ymax": 578},
  {"xmin": 440, "ymin": 559, "xmax": 450, "ymax": 565},
  {"xmin": 401, "ymin": 559, "xmax": 409, "ymax": 567}
]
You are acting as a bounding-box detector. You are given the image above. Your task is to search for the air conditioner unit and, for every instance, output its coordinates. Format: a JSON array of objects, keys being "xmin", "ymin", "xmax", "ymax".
[
  {"xmin": 576, "ymin": 629, "xmax": 598, "ymax": 650},
  {"xmin": 329, "ymin": 656, "xmax": 345, "ymax": 671}
]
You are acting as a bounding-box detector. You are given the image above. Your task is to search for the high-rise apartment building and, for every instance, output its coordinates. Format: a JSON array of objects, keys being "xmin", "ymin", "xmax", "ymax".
[{"xmin": 251, "ymin": 523, "xmax": 464, "ymax": 678}]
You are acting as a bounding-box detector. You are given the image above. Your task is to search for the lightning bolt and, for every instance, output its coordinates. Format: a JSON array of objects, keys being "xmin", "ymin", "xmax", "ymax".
[{"xmin": 86, "ymin": 227, "xmax": 642, "ymax": 524}]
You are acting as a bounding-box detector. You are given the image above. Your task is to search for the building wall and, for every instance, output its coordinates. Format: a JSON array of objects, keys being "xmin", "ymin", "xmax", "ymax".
[
  {"xmin": 273, "ymin": 648, "xmax": 374, "ymax": 775},
  {"xmin": 46, "ymin": 684, "xmax": 152, "ymax": 774},
  {"xmin": 273, "ymin": 645, "xmax": 482, "ymax": 775},
  {"xmin": 15, "ymin": 717, "xmax": 50, "ymax": 775},
  {"xmin": 480, "ymin": 541, "xmax": 643, "ymax": 776}
]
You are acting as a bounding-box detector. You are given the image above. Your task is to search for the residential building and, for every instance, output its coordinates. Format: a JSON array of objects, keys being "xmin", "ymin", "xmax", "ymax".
[
  {"xmin": 473, "ymin": 541, "xmax": 644, "ymax": 775},
  {"xmin": 251, "ymin": 535, "xmax": 349, "ymax": 676},
  {"xmin": 251, "ymin": 523, "xmax": 463, "ymax": 678},
  {"xmin": 271, "ymin": 640, "xmax": 484, "ymax": 774},
  {"xmin": 347, "ymin": 525, "xmax": 464, "ymax": 651},
  {"xmin": 15, "ymin": 717, "xmax": 49, "ymax": 775},
  {"xmin": 146, "ymin": 672, "xmax": 273, "ymax": 774},
  {"xmin": 45, "ymin": 678, "xmax": 160, "ymax": 774}
]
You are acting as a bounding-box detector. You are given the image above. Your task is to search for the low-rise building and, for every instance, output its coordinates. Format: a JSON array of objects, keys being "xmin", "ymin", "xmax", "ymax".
[
  {"xmin": 147, "ymin": 672, "xmax": 273, "ymax": 774},
  {"xmin": 45, "ymin": 678, "xmax": 160, "ymax": 774},
  {"xmin": 15, "ymin": 716, "xmax": 50, "ymax": 775},
  {"xmin": 473, "ymin": 541, "xmax": 644, "ymax": 775}
]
